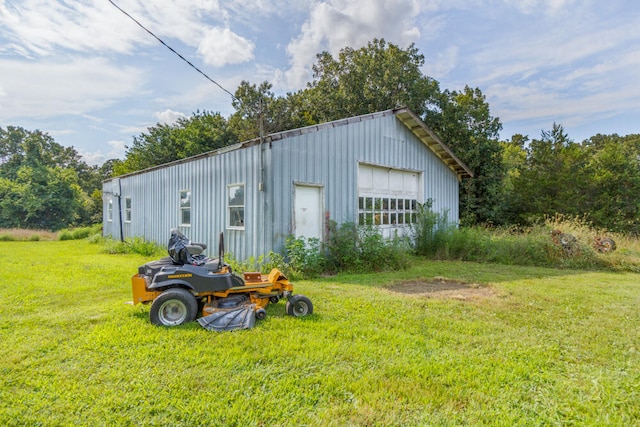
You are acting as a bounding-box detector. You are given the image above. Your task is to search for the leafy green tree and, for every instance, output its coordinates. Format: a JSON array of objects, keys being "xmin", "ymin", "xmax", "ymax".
[
  {"xmin": 115, "ymin": 111, "xmax": 237, "ymax": 175},
  {"xmin": 306, "ymin": 38, "xmax": 441, "ymax": 122},
  {"xmin": 500, "ymin": 134, "xmax": 528, "ymax": 223},
  {"xmin": 0, "ymin": 126, "xmax": 96, "ymax": 229},
  {"xmin": 424, "ymin": 86, "xmax": 505, "ymax": 225},
  {"xmin": 582, "ymin": 134, "xmax": 640, "ymax": 233},
  {"xmin": 228, "ymin": 80, "xmax": 314, "ymax": 142},
  {"xmin": 508, "ymin": 123, "xmax": 590, "ymax": 223}
]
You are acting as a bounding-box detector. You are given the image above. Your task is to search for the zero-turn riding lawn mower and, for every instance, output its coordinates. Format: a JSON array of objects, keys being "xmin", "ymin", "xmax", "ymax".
[{"xmin": 131, "ymin": 229, "xmax": 313, "ymax": 331}]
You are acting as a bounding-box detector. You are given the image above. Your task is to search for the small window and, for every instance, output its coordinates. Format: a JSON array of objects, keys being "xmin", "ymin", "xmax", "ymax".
[
  {"xmin": 124, "ymin": 197, "xmax": 132, "ymax": 223},
  {"xmin": 107, "ymin": 199, "xmax": 113, "ymax": 222},
  {"xmin": 228, "ymin": 184, "xmax": 245, "ymax": 229},
  {"xmin": 358, "ymin": 194, "xmax": 418, "ymax": 227},
  {"xmin": 180, "ymin": 190, "xmax": 191, "ymax": 226}
]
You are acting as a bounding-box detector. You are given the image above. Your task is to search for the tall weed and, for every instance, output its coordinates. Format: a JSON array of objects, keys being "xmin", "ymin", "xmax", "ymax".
[
  {"xmin": 101, "ymin": 236, "xmax": 164, "ymax": 257},
  {"xmin": 416, "ymin": 213, "xmax": 638, "ymax": 271},
  {"xmin": 226, "ymin": 251, "xmax": 292, "ymax": 276},
  {"xmin": 412, "ymin": 202, "xmax": 454, "ymax": 257},
  {"xmin": 283, "ymin": 221, "xmax": 411, "ymax": 278}
]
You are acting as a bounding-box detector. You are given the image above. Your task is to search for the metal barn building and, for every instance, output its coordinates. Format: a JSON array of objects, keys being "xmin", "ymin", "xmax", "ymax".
[{"xmin": 102, "ymin": 108, "xmax": 472, "ymax": 260}]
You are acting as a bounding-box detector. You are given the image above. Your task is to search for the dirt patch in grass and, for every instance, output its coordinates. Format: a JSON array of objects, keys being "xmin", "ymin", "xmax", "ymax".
[{"xmin": 386, "ymin": 276, "xmax": 495, "ymax": 300}]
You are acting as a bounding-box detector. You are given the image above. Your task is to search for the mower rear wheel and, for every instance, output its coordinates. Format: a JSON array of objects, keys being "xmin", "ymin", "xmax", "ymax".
[
  {"xmin": 150, "ymin": 288, "xmax": 198, "ymax": 326},
  {"xmin": 286, "ymin": 295, "xmax": 313, "ymax": 317}
]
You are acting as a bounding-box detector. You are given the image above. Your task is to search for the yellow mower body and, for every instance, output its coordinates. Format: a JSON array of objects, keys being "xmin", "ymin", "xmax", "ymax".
[{"xmin": 131, "ymin": 230, "xmax": 313, "ymax": 328}]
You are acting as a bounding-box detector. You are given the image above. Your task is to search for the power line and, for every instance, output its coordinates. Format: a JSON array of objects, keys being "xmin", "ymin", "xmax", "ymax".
[{"xmin": 107, "ymin": 0, "xmax": 236, "ymax": 100}]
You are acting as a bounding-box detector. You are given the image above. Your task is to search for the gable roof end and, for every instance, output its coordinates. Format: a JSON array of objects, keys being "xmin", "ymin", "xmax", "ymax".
[{"xmin": 393, "ymin": 108, "xmax": 473, "ymax": 180}]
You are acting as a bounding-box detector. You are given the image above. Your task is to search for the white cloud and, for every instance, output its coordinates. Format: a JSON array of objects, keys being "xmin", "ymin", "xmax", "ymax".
[
  {"xmin": 503, "ymin": 0, "xmax": 577, "ymax": 16},
  {"xmin": 80, "ymin": 140, "xmax": 127, "ymax": 166},
  {"xmin": 155, "ymin": 109, "xmax": 187, "ymax": 124},
  {"xmin": 281, "ymin": 0, "xmax": 421, "ymax": 88},
  {"xmin": 0, "ymin": 0, "xmax": 239, "ymax": 58},
  {"xmin": 0, "ymin": 57, "xmax": 144, "ymax": 120},
  {"xmin": 197, "ymin": 27, "xmax": 255, "ymax": 67},
  {"xmin": 0, "ymin": 0, "xmax": 148, "ymax": 56}
]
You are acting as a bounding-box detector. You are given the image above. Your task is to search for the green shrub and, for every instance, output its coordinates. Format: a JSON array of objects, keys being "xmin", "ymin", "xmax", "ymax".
[
  {"xmin": 101, "ymin": 237, "xmax": 164, "ymax": 257},
  {"xmin": 0, "ymin": 234, "xmax": 15, "ymax": 242},
  {"xmin": 286, "ymin": 221, "xmax": 410, "ymax": 277},
  {"xmin": 412, "ymin": 201, "xmax": 454, "ymax": 257},
  {"xmin": 28, "ymin": 234, "xmax": 41, "ymax": 241},
  {"xmin": 410, "ymin": 213, "xmax": 636, "ymax": 271},
  {"xmin": 58, "ymin": 230, "xmax": 74, "ymax": 241},
  {"xmin": 58, "ymin": 225, "xmax": 102, "ymax": 241},
  {"xmin": 87, "ymin": 233, "xmax": 104, "ymax": 244},
  {"xmin": 226, "ymin": 251, "xmax": 292, "ymax": 276},
  {"xmin": 285, "ymin": 235, "xmax": 326, "ymax": 278}
]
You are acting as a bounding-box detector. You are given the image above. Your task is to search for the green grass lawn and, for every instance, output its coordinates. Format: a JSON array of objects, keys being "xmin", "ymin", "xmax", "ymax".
[{"xmin": 1, "ymin": 241, "xmax": 639, "ymax": 426}]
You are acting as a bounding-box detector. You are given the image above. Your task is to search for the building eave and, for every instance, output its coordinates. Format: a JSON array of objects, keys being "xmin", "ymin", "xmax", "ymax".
[{"xmin": 393, "ymin": 108, "xmax": 473, "ymax": 180}]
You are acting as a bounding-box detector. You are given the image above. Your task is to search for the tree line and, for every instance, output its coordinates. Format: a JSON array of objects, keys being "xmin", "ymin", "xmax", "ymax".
[{"xmin": 2, "ymin": 39, "xmax": 638, "ymax": 233}]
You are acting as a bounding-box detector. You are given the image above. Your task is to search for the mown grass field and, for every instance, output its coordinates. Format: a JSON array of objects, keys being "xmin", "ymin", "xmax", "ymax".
[{"xmin": 1, "ymin": 240, "xmax": 639, "ymax": 426}]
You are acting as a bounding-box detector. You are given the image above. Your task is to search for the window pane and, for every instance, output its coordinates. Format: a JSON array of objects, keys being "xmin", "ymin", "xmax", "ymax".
[
  {"xmin": 125, "ymin": 198, "xmax": 131, "ymax": 209},
  {"xmin": 390, "ymin": 199, "xmax": 396, "ymax": 210},
  {"xmin": 180, "ymin": 191, "xmax": 190, "ymax": 208},
  {"xmin": 229, "ymin": 207, "xmax": 244, "ymax": 227},
  {"xmin": 365, "ymin": 212, "xmax": 374, "ymax": 225},
  {"xmin": 228, "ymin": 185, "xmax": 244, "ymax": 206},
  {"xmin": 359, "ymin": 197, "xmax": 365, "ymax": 210},
  {"xmin": 181, "ymin": 209, "xmax": 190, "ymax": 225},
  {"xmin": 365, "ymin": 197, "xmax": 373, "ymax": 210}
]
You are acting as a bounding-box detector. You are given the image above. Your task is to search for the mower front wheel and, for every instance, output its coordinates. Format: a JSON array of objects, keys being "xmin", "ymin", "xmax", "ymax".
[
  {"xmin": 150, "ymin": 288, "xmax": 198, "ymax": 326},
  {"xmin": 286, "ymin": 295, "xmax": 313, "ymax": 317}
]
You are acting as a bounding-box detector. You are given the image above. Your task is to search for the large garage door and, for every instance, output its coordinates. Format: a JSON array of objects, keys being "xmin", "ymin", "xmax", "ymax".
[{"xmin": 358, "ymin": 164, "xmax": 420, "ymax": 235}]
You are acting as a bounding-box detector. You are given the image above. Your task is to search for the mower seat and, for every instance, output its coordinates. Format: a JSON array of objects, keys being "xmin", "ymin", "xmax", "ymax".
[
  {"xmin": 185, "ymin": 242, "xmax": 206, "ymax": 255},
  {"xmin": 170, "ymin": 228, "xmax": 207, "ymax": 255}
]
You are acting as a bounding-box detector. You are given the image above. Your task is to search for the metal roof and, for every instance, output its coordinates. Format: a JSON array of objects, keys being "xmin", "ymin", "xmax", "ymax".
[
  {"xmin": 105, "ymin": 107, "xmax": 472, "ymax": 182},
  {"xmin": 392, "ymin": 108, "xmax": 473, "ymax": 179}
]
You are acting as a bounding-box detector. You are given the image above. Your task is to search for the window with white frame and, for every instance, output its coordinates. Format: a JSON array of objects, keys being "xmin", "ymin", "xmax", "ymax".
[
  {"xmin": 227, "ymin": 184, "xmax": 245, "ymax": 229},
  {"xmin": 357, "ymin": 164, "xmax": 420, "ymax": 234},
  {"xmin": 107, "ymin": 199, "xmax": 113, "ymax": 222},
  {"xmin": 124, "ymin": 197, "xmax": 132, "ymax": 223},
  {"xmin": 358, "ymin": 196, "xmax": 418, "ymax": 226},
  {"xmin": 180, "ymin": 190, "xmax": 191, "ymax": 226}
]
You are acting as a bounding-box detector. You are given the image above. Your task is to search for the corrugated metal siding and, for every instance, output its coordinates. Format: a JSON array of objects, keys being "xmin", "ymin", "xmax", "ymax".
[
  {"xmin": 103, "ymin": 144, "xmax": 267, "ymax": 259},
  {"xmin": 268, "ymin": 114, "xmax": 459, "ymax": 254},
  {"xmin": 103, "ymin": 111, "xmax": 461, "ymax": 260}
]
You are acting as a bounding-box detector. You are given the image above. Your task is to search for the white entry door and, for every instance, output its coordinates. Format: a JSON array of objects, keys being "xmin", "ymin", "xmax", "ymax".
[{"xmin": 294, "ymin": 185, "xmax": 323, "ymax": 240}]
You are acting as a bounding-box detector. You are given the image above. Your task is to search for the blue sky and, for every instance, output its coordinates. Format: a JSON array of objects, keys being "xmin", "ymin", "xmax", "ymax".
[{"xmin": 1, "ymin": 0, "xmax": 639, "ymax": 165}]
